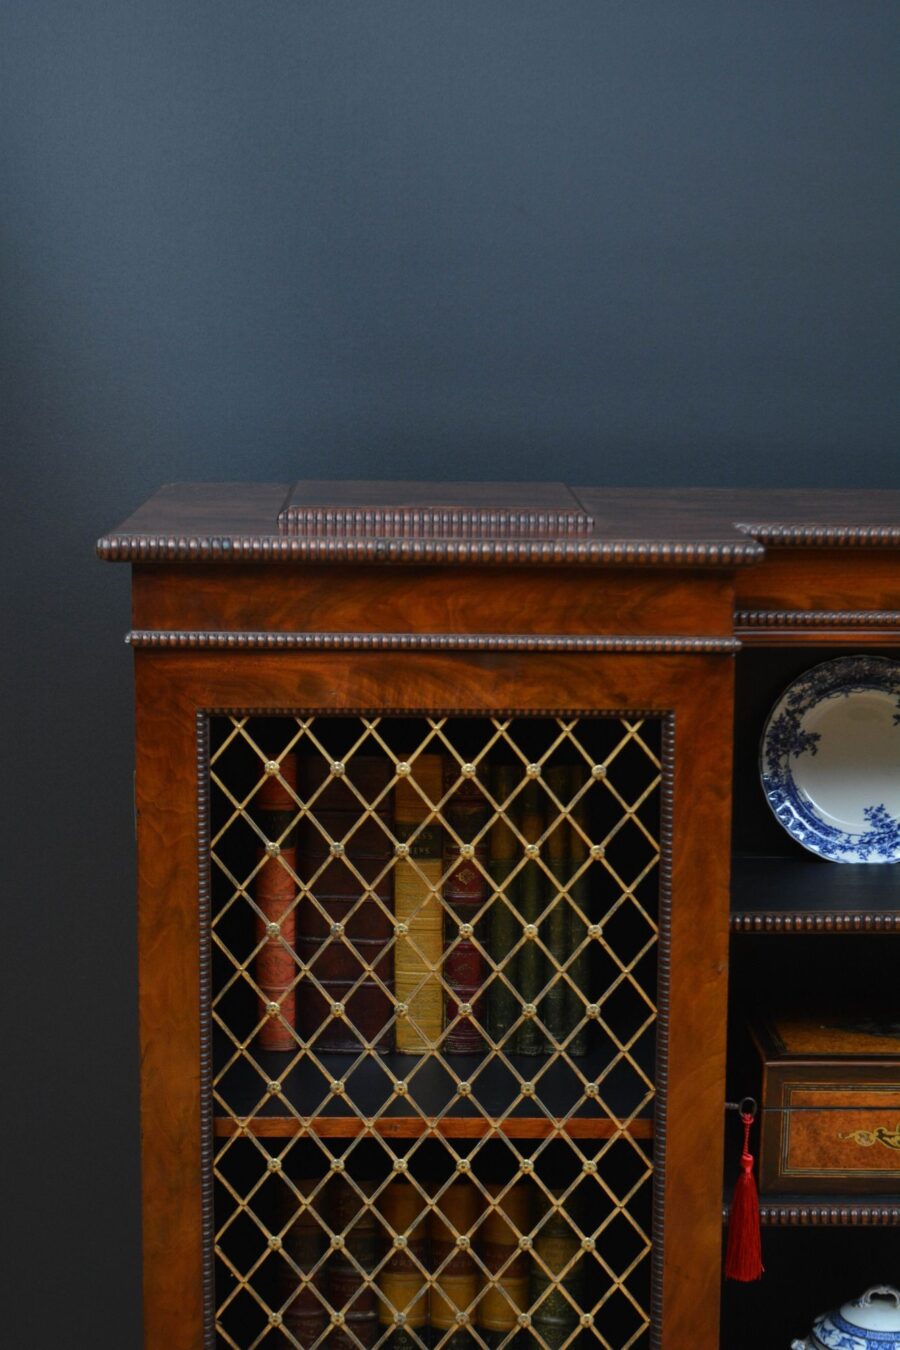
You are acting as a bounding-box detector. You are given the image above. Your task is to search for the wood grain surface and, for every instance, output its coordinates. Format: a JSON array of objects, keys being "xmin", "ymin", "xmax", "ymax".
[{"xmin": 135, "ymin": 646, "xmax": 733, "ymax": 1350}]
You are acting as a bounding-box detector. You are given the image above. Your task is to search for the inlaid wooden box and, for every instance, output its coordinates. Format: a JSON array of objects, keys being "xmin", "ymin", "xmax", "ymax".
[{"xmin": 753, "ymin": 1016, "xmax": 900, "ymax": 1195}]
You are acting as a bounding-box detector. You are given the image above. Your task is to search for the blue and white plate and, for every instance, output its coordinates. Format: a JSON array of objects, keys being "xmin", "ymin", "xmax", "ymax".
[{"xmin": 760, "ymin": 655, "xmax": 900, "ymax": 864}]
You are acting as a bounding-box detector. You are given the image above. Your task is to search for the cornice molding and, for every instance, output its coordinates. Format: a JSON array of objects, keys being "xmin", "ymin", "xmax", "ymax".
[
  {"xmin": 736, "ymin": 522, "xmax": 900, "ymax": 548},
  {"xmin": 97, "ymin": 533, "xmax": 764, "ymax": 566},
  {"xmin": 126, "ymin": 629, "xmax": 741, "ymax": 654}
]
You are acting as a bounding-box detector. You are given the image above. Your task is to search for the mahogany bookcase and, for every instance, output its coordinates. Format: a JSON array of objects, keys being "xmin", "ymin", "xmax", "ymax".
[{"xmin": 99, "ymin": 482, "xmax": 900, "ymax": 1349}]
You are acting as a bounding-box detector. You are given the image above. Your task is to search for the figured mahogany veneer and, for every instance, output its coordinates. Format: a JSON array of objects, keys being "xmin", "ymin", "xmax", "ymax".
[
  {"xmin": 102, "ymin": 481, "xmax": 900, "ymax": 1350},
  {"xmin": 130, "ymin": 563, "xmax": 737, "ymax": 639}
]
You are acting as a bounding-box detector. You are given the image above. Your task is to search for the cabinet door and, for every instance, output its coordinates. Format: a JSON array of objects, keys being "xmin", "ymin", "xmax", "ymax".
[{"xmin": 134, "ymin": 649, "xmax": 732, "ymax": 1349}]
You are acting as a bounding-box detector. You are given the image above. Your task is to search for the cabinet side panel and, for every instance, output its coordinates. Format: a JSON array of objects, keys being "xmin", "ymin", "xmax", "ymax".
[
  {"xmin": 658, "ymin": 664, "xmax": 733, "ymax": 1349},
  {"xmin": 135, "ymin": 660, "xmax": 205, "ymax": 1348}
]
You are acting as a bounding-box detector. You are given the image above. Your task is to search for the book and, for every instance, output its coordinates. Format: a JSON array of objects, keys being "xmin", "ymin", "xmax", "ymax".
[
  {"xmin": 544, "ymin": 763, "xmax": 592, "ymax": 1056},
  {"xmin": 541, "ymin": 765, "xmax": 573, "ymax": 1052},
  {"xmin": 327, "ymin": 1178, "xmax": 380, "ymax": 1349},
  {"xmin": 442, "ymin": 764, "xmax": 491, "ymax": 1054},
  {"xmin": 253, "ymin": 754, "xmax": 299, "ymax": 1051},
  {"xmin": 377, "ymin": 1180, "xmax": 429, "ymax": 1349},
  {"xmin": 429, "ymin": 1181, "xmax": 480, "ymax": 1347},
  {"xmin": 394, "ymin": 755, "xmax": 444, "ymax": 1052},
  {"xmin": 487, "ymin": 763, "xmax": 520, "ymax": 1048},
  {"xmin": 295, "ymin": 756, "xmax": 394, "ymax": 1052},
  {"xmin": 280, "ymin": 1178, "xmax": 327, "ymax": 1345},
  {"xmin": 530, "ymin": 1195, "xmax": 581, "ymax": 1349},
  {"xmin": 477, "ymin": 1181, "xmax": 531, "ymax": 1346},
  {"xmin": 566, "ymin": 791, "xmax": 591, "ymax": 1058},
  {"xmin": 514, "ymin": 780, "xmax": 547, "ymax": 1055}
]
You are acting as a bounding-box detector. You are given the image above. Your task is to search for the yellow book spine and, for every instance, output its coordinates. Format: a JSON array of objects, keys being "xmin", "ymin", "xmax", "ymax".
[
  {"xmin": 429, "ymin": 1181, "xmax": 480, "ymax": 1332},
  {"xmin": 394, "ymin": 755, "xmax": 444, "ymax": 1052},
  {"xmin": 478, "ymin": 1181, "xmax": 531, "ymax": 1332}
]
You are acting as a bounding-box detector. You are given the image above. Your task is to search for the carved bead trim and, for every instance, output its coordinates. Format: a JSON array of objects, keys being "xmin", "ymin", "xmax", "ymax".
[
  {"xmin": 649, "ymin": 713, "xmax": 675, "ymax": 1350},
  {"xmin": 737, "ymin": 522, "xmax": 900, "ymax": 548},
  {"xmin": 127, "ymin": 629, "xmax": 741, "ymax": 654},
  {"xmin": 278, "ymin": 505, "xmax": 594, "ymax": 538},
  {"xmin": 731, "ymin": 911, "xmax": 900, "ymax": 934},
  {"xmin": 723, "ymin": 1198, "xmax": 900, "ymax": 1227},
  {"xmin": 196, "ymin": 714, "xmax": 216, "ymax": 1350},
  {"xmin": 97, "ymin": 533, "xmax": 764, "ymax": 566},
  {"xmin": 737, "ymin": 610, "xmax": 900, "ymax": 629}
]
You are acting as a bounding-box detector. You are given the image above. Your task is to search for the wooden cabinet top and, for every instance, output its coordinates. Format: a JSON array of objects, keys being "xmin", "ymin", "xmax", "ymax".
[{"xmin": 98, "ymin": 481, "xmax": 900, "ymax": 567}]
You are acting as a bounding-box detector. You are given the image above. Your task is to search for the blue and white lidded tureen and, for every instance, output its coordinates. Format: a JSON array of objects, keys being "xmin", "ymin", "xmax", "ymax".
[{"xmin": 792, "ymin": 1286, "xmax": 900, "ymax": 1350}]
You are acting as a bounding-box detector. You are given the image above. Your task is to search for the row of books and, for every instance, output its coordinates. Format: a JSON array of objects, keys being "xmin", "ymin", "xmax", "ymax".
[
  {"xmin": 273, "ymin": 1178, "xmax": 583, "ymax": 1349},
  {"xmin": 252, "ymin": 753, "xmax": 593, "ymax": 1057}
]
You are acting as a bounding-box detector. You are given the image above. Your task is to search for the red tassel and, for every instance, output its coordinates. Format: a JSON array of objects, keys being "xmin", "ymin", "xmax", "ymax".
[{"xmin": 725, "ymin": 1110, "xmax": 764, "ymax": 1282}]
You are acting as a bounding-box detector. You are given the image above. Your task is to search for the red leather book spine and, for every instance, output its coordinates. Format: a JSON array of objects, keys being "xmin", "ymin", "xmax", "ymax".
[
  {"xmin": 254, "ymin": 755, "xmax": 298, "ymax": 1051},
  {"xmin": 442, "ymin": 767, "xmax": 491, "ymax": 1054},
  {"xmin": 296, "ymin": 757, "xmax": 394, "ymax": 1052}
]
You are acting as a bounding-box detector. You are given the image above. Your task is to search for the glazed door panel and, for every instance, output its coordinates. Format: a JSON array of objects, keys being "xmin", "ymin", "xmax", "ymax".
[{"xmin": 134, "ymin": 650, "xmax": 733, "ymax": 1350}]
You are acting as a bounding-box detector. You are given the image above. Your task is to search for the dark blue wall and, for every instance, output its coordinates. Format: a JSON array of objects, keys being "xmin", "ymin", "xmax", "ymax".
[{"xmin": 2, "ymin": 3, "xmax": 897, "ymax": 1344}]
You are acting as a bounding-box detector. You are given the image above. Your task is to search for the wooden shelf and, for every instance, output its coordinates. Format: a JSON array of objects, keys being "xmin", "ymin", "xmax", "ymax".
[
  {"xmin": 723, "ymin": 1191, "xmax": 900, "ymax": 1227},
  {"xmin": 730, "ymin": 856, "xmax": 900, "ymax": 933},
  {"xmin": 214, "ymin": 1114, "xmax": 653, "ymax": 1140}
]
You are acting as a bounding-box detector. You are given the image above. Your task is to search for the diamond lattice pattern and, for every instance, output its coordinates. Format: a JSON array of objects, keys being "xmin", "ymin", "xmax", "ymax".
[{"xmin": 209, "ymin": 714, "xmax": 662, "ymax": 1349}]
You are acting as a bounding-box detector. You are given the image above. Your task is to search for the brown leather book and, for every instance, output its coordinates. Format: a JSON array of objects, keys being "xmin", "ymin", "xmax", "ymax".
[
  {"xmin": 477, "ymin": 1181, "xmax": 531, "ymax": 1346},
  {"xmin": 326, "ymin": 1178, "xmax": 381, "ymax": 1348},
  {"xmin": 514, "ymin": 781, "xmax": 547, "ymax": 1055},
  {"xmin": 429, "ymin": 1180, "xmax": 481, "ymax": 1346},
  {"xmin": 542, "ymin": 765, "xmax": 573, "ymax": 1053},
  {"xmin": 566, "ymin": 792, "xmax": 591, "ymax": 1058},
  {"xmin": 442, "ymin": 765, "xmax": 491, "ymax": 1054},
  {"xmin": 280, "ymin": 1178, "xmax": 327, "ymax": 1346},
  {"xmin": 253, "ymin": 755, "xmax": 299, "ymax": 1051},
  {"xmin": 488, "ymin": 762, "xmax": 520, "ymax": 1048},
  {"xmin": 530, "ymin": 1193, "xmax": 581, "ymax": 1348},
  {"xmin": 295, "ymin": 756, "xmax": 394, "ymax": 1052},
  {"xmin": 377, "ymin": 1180, "xmax": 429, "ymax": 1349},
  {"xmin": 394, "ymin": 755, "xmax": 444, "ymax": 1052}
]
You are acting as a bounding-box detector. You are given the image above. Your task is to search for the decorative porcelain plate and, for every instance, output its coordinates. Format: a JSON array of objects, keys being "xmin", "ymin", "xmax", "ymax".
[{"xmin": 761, "ymin": 656, "xmax": 900, "ymax": 863}]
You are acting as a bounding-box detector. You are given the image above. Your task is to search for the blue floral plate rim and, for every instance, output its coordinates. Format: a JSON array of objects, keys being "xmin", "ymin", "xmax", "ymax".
[{"xmin": 759, "ymin": 654, "xmax": 900, "ymax": 864}]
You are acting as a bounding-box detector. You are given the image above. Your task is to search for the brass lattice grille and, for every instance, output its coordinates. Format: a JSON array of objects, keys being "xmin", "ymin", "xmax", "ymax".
[{"xmin": 207, "ymin": 714, "xmax": 662, "ymax": 1349}]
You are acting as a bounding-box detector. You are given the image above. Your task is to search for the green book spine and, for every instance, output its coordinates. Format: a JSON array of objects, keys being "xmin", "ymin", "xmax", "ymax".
[
  {"xmin": 566, "ymin": 794, "xmax": 591, "ymax": 1058},
  {"xmin": 514, "ymin": 780, "xmax": 546, "ymax": 1055},
  {"xmin": 530, "ymin": 1200, "xmax": 581, "ymax": 1349},
  {"xmin": 487, "ymin": 763, "xmax": 519, "ymax": 1047}
]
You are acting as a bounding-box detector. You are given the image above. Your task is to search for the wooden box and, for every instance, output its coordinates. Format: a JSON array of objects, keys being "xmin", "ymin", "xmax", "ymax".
[{"xmin": 753, "ymin": 1016, "xmax": 900, "ymax": 1195}]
